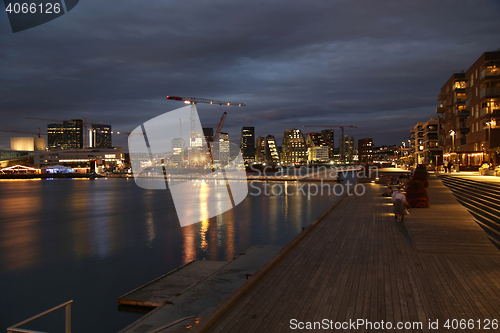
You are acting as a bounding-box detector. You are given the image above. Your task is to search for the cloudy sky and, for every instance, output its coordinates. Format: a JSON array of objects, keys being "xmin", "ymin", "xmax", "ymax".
[{"xmin": 1, "ymin": 0, "xmax": 500, "ymax": 151}]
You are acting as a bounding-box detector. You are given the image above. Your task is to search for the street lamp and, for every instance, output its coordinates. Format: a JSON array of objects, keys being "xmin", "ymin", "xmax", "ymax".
[{"xmin": 449, "ymin": 130, "xmax": 455, "ymax": 153}]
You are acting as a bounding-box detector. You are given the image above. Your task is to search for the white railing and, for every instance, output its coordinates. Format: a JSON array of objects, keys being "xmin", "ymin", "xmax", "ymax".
[{"xmin": 7, "ymin": 300, "xmax": 72, "ymax": 333}]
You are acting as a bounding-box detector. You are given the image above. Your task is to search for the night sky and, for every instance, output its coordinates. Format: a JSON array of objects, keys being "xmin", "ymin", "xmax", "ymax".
[{"xmin": 1, "ymin": 0, "xmax": 500, "ymax": 151}]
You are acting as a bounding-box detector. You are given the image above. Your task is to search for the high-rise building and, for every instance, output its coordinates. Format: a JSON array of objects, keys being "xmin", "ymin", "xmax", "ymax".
[
  {"xmin": 47, "ymin": 119, "xmax": 83, "ymax": 149},
  {"xmin": 265, "ymin": 135, "xmax": 280, "ymax": 165},
  {"xmin": 255, "ymin": 135, "xmax": 280, "ymax": 165},
  {"xmin": 409, "ymin": 118, "xmax": 443, "ymax": 165},
  {"xmin": 282, "ymin": 128, "xmax": 308, "ymax": 165},
  {"xmin": 90, "ymin": 124, "xmax": 112, "ymax": 148},
  {"xmin": 171, "ymin": 138, "xmax": 185, "ymax": 164},
  {"xmin": 240, "ymin": 127, "xmax": 256, "ymax": 164},
  {"xmin": 436, "ymin": 50, "xmax": 500, "ymax": 168},
  {"xmin": 218, "ymin": 132, "xmax": 230, "ymax": 165},
  {"xmin": 306, "ymin": 133, "xmax": 329, "ymax": 162},
  {"xmin": 339, "ymin": 135, "xmax": 355, "ymax": 163},
  {"xmin": 63, "ymin": 119, "xmax": 84, "ymax": 149},
  {"xmin": 321, "ymin": 129, "xmax": 335, "ymax": 160},
  {"xmin": 203, "ymin": 128, "xmax": 214, "ymax": 143},
  {"xmin": 357, "ymin": 138, "xmax": 374, "ymax": 163}
]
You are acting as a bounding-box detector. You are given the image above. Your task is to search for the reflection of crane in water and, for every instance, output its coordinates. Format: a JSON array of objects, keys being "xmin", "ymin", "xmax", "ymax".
[{"xmin": 167, "ymin": 96, "xmax": 246, "ymax": 206}]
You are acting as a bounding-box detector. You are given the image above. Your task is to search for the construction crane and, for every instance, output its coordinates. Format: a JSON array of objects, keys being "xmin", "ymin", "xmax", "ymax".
[
  {"xmin": 166, "ymin": 96, "xmax": 246, "ymax": 107},
  {"xmin": 303, "ymin": 125, "xmax": 358, "ymax": 163},
  {"xmin": 0, "ymin": 129, "xmax": 49, "ymax": 137},
  {"xmin": 214, "ymin": 112, "xmax": 227, "ymax": 142}
]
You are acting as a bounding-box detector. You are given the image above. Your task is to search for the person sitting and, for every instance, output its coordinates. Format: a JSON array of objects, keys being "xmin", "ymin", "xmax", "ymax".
[{"xmin": 382, "ymin": 185, "xmax": 393, "ymax": 197}]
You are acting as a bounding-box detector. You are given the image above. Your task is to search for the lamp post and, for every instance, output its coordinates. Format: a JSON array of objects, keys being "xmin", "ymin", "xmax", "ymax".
[
  {"xmin": 485, "ymin": 118, "xmax": 495, "ymax": 166},
  {"xmin": 449, "ymin": 130, "xmax": 456, "ymax": 171}
]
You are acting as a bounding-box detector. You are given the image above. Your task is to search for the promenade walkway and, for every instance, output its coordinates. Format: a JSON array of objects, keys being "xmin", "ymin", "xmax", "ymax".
[
  {"xmin": 192, "ymin": 177, "xmax": 500, "ymax": 333},
  {"xmin": 436, "ymin": 171, "xmax": 500, "ymax": 184}
]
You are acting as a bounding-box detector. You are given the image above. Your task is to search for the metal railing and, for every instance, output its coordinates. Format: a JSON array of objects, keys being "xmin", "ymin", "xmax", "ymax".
[{"xmin": 7, "ymin": 300, "xmax": 72, "ymax": 333}]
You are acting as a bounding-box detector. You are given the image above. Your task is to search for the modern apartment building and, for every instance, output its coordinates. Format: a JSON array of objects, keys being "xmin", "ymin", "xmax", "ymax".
[
  {"xmin": 240, "ymin": 127, "xmax": 256, "ymax": 164},
  {"xmin": 339, "ymin": 135, "xmax": 355, "ymax": 163},
  {"xmin": 357, "ymin": 138, "xmax": 374, "ymax": 163},
  {"xmin": 409, "ymin": 118, "xmax": 443, "ymax": 165},
  {"xmin": 306, "ymin": 133, "xmax": 329, "ymax": 162},
  {"xmin": 281, "ymin": 128, "xmax": 308, "ymax": 165},
  {"xmin": 255, "ymin": 135, "xmax": 280, "ymax": 165},
  {"xmin": 437, "ymin": 50, "xmax": 500, "ymax": 167},
  {"xmin": 321, "ymin": 129, "xmax": 335, "ymax": 160}
]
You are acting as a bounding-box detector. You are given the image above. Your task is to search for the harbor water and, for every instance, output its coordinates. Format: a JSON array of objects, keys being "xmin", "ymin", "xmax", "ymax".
[{"xmin": 0, "ymin": 177, "xmax": 346, "ymax": 332}]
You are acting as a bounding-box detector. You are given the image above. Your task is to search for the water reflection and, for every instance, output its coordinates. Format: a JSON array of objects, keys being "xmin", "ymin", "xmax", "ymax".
[{"xmin": 0, "ymin": 178, "xmax": 345, "ymax": 332}]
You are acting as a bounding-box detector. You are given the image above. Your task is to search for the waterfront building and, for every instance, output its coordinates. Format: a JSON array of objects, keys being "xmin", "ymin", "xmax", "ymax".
[
  {"xmin": 89, "ymin": 124, "xmax": 112, "ymax": 148},
  {"xmin": 339, "ymin": 135, "xmax": 355, "ymax": 163},
  {"xmin": 436, "ymin": 50, "xmax": 500, "ymax": 168},
  {"xmin": 306, "ymin": 133, "xmax": 329, "ymax": 162},
  {"xmin": 10, "ymin": 137, "xmax": 46, "ymax": 151},
  {"xmin": 281, "ymin": 128, "xmax": 307, "ymax": 165},
  {"xmin": 33, "ymin": 147, "xmax": 124, "ymax": 172},
  {"xmin": 321, "ymin": 129, "xmax": 335, "ymax": 160},
  {"xmin": 171, "ymin": 138, "xmax": 185, "ymax": 164},
  {"xmin": 255, "ymin": 135, "xmax": 280, "ymax": 165},
  {"xmin": 217, "ymin": 132, "xmax": 230, "ymax": 165},
  {"xmin": 240, "ymin": 127, "xmax": 255, "ymax": 164},
  {"xmin": 409, "ymin": 118, "xmax": 443, "ymax": 165},
  {"xmin": 47, "ymin": 119, "xmax": 84, "ymax": 150},
  {"xmin": 357, "ymin": 138, "xmax": 374, "ymax": 163}
]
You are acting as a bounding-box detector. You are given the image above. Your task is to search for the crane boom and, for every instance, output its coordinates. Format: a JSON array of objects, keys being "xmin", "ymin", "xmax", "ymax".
[
  {"xmin": 167, "ymin": 96, "xmax": 246, "ymax": 107},
  {"xmin": 214, "ymin": 112, "xmax": 227, "ymax": 142},
  {"xmin": 0, "ymin": 129, "xmax": 48, "ymax": 137}
]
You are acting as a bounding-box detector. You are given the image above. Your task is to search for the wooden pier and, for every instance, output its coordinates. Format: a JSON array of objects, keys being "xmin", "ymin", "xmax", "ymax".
[{"xmin": 191, "ymin": 175, "xmax": 500, "ymax": 333}]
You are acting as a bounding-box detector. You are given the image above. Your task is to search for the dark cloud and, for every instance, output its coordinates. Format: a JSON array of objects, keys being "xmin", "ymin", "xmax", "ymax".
[{"xmin": 1, "ymin": 0, "xmax": 500, "ymax": 150}]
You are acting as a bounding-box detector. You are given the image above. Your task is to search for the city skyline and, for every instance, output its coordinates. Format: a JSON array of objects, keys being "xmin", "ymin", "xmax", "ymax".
[{"xmin": 1, "ymin": 1, "xmax": 500, "ymax": 151}]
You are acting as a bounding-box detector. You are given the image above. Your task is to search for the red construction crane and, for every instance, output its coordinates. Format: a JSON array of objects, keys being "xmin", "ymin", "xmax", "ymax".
[
  {"xmin": 167, "ymin": 96, "xmax": 246, "ymax": 107},
  {"xmin": 214, "ymin": 112, "xmax": 227, "ymax": 142},
  {"xmin": 303, "ymin": 125, "xmax": 358, "ymax": 163}
]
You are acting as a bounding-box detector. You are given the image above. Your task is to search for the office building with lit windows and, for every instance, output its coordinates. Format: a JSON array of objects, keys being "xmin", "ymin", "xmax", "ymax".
[
  {"xmin": 321, "ymin": 129, "xmax": 335, "ymax": 160},
  {"xmin": 306, "ymin": 133, "xmax": 329, "ymax": 162},
  {"xmin": 339, "ymin": 135, "xmax": 355, "ymax": 163},
  {"xmin": 357, "ymin": 138, "xmax": 374, "ymax": 163},
  {"xmin": 281, "ymin": 128, "xmax": 307, "ymax": 165},
  {"xmin": 240, "ymin": 127, "xmax": 255, "ymax": 164},
  {"xmin": 255, "ymin": 135, "xmax": 280, "ymax": 165},
  {"xmin": 47, "ymin": 119, "xmax": 84, "ymax": 149},
  {"xmin": 90, "ymin": 124, "xmax": 112, "ymax": 148}
]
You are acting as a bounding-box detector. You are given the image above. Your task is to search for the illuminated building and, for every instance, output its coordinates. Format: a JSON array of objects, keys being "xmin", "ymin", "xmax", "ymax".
[
  {"xmin": 357, "ymin": 138, "xmax": 374, "ymax": 163},
  {"xmin": 47, "ymin": 119, "xmax": 84, "ymax": 149},
  {"xmin": 33, "ymin": 147, "xmax": 124, "ymax": 172},
  {"xmin": 90, "ymin": 124, "xmax": 112, "ymax": 148},
  {"xmin": 437, "ymin": 50, "xmax": 500, "ymax": 167},
  {"xmin": 171, "ymin": 138, "xmax": 185, "ymax": 164},
  {"xmin": 409, "ymin": 118, "xmax": 443, "ymax": 165},
  {"xmin": 240, "ymin": 127, "xmax": 255, "ymax": 164},
  {"xmin": 10, "ymin": 137, "xmax": 46, "ymax": 151},
  {"xmin": 321, "ymin": 129, "xmax": 335, "ymax": 160},
  {"xmin": 255, "ymin": 135, "xmax": 280, "ymax": 165},
  {"xmin": 218, "ymin": 132, "xmax": 230, "ymax": 165},
  {"xmin": 306, "ymin": 133, "xmax": 329, "ymax": 162},
  {"xmin": 281, "ymin": 128, "xmax": 307, "ymax": 165},
  {"xmin": 339, "ymin": 135, "xmax": 355, "ymax": 163}
]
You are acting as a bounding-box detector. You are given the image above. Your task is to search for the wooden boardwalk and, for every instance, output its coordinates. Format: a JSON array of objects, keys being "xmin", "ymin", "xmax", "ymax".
[
  {"xmin": 404, "ymin": 176, "xmax": 500, "ymax": 256},
  {"xmin": 192, "ymin": 179, "xmax": 500, "ymax": 333}
]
